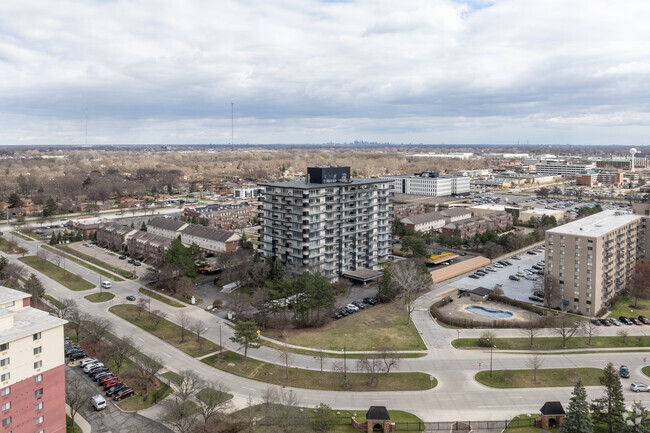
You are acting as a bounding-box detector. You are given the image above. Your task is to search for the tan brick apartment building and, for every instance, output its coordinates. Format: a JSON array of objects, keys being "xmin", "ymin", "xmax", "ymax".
[{"xmin": 545, "ymin": 209, "xmax": 647, "ymax": 315}]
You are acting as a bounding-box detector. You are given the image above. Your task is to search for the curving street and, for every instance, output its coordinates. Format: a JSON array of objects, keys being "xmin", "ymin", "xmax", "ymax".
[{"xmin": 7, "ymin": 230, "xmax": 650, "ymax": 423}]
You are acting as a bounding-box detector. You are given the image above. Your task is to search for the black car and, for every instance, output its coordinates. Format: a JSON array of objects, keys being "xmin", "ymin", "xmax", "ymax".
[
  {"xmin": 87, "ymin": 366, "xmax": 109, "ymax": 376},
  {"xmin": 93, "ymin": 372, "xmax": 112, "ymax": 381},
  {"xmin": 339, "ymin": 309, "xmax": 349, "ymax": 317},
  {"xmin": 591, "ymin": 319, "xmax": 601, "ymax": 326},
  {"xmin": 352, "ymin": 301, "xmax": 365, "ymax": 309},
  {"xmin": 619, "ymin": 316, "xmax": 633, "ymax": 325},
  {"xmin": 527, "ymin": 251, "xmax": 537, "ymax": 255},
  {"xmin": 126, "ymin": 295, "xmax": 136, "ymax": 301},
  {"xmin": 127, "ymin": 258, "xmax": 135, "ymax": 264},
  {"xmin": 509, "ymin": 275, "xmax": 520, "ymax": 281},
  {"xmin": 66, "ymin": 348, "xmax": 85, "ymax": 357},
  {"xmin": 362, "ymin": 298, "xmax": 377, "ymax": 305},
  {"xmin": 65, "ymin": 345, "xmax": 82, "ymax": 354},
  {"xmin": 70, "ymin": 352, "xmax": 88, "ymax": 361},
  {"xmin": 469, "ymin": 274, "xmax": 479, "ymax": 279},
  {"xmin": 106, "ymin": 383, "xmax": 126, "ymax": 397},
  {"xmin": 334, "ymin": 312, "xmax": 343, "ymax": 320},
  {"xmin": 503, "ymin": 260, "xmax": 512, "ymax": 266},
  {"xmin": 529, "ymin": 296, "xmax": 543, "ymax": 302},
  {"xmin": 620, "ymin": 365, "xmax": 630, "ymax": 378},
  {"xmin": 119, "ymin": 255, "xmax": 127, "ymax": 260},
  {"xmin": 133, "ymin": 261, "xmax": 141, "ymax": 266}
]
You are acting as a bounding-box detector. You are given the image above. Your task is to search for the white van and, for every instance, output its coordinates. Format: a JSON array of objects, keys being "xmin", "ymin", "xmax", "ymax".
[
  {"xmin": 101, "ymin": 281, "xmax": 112, "ymax": 289},
  {"xmin": 91, "ymin": 394, "xmax": 106, "ymax": 411}
]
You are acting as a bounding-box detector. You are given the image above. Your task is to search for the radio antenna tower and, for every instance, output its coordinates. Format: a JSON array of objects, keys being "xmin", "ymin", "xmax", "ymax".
[
  {"xmin": 85, "ymin": 108, "xmax": 88, "ymax": 145},
  {"xmin": 231, "ymin": 102, "xmax": 234, "ymax": 145}
]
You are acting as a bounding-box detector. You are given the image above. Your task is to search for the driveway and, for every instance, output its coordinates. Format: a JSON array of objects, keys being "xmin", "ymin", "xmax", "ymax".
[{"xmin": 66, "ymin": 366, "xmax": 173, "ymax": 433}]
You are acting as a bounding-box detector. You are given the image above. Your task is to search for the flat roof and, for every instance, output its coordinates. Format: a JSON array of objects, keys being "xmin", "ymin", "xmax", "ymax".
[
  {"xmin": 0, "ymin": 286, "xmax": 30, "ymax": 305},
  {"xmin": 546, "ymin": 210, "xmax": 642, "ymax": 237},
  {"xmin": 259, "ymin": 178, "xmax": 387, "ymax": 190},
  {"xmin": 342, "ymin": 268, "xmax": 383, "ymax": 282},
  {"xmin": 0, "ymin": 304, "xmax": 67, "ymax": 345},
  {"xmin": 522, "ymin": 208, "xmax": 564, "ymax": 215}
]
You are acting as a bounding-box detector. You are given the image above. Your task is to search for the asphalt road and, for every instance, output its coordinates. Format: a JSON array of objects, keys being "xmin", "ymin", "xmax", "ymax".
[{"xmin": 8, "ymin": 230, "xmax": 650, "ymax": 423}]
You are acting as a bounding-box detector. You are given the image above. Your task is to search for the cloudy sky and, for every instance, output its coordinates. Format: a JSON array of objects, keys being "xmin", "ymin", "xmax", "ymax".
[{"xmin": 1, "ymin": 0, "xmax": 649, "ymax": 145}]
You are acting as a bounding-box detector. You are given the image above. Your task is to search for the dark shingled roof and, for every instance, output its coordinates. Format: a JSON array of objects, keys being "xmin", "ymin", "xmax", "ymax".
[
  {"xmin": 470, "ymin": 287, "xmax": 492, "ymax": 297},
  {"xmin": 540, "ymin": 401, "xmax": 565, "ymax": 416},
  {"xmin": 366, "ymin": 406, "xmax": 390, "ymax": 421},
  {"xmin": 148, "ymin": 217, "xmax": 186, "ymax": 232},
  {"xmin": 181, "ymin": 224, "xmax": 240, "ymax": 243}
]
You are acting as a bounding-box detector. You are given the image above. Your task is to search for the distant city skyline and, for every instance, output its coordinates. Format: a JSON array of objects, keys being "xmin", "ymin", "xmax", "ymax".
[{"xmin": 1, "ymin": 0, "xmax": 649, "ymax": 145}]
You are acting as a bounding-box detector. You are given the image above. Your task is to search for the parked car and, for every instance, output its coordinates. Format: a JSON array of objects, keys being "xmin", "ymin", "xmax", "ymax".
[
  {"xmin": 631, "ymin": 382, "xmax": 650, "ymax": 392},
  {"xmin": 591, "ymin": 319, "xmax": 601, "ymax": 326},
  {"xmin": 362, "ymin": 298, "xmax": 377, "ymax": 305},
  {"xmin": 503, "ymin": 260, "xmax": 512, "ymax": 266},
  {"xmin": 511, "ymin": 256, "xmax": 521, "ymax": 260},
  {"xmin": 103, "ymin": 379, "xmax": 122, "ymax": 390},
  {"xmin": 600, "ymin": 319, "xmax": 612, "ymax": 326},
  {"xmin": 527, "ymin": 251, "xmax": 537, "ymax": 255},
  {"xmin": 485, "ymin": 266, "xmax": 496, "ymax": 272},
  {"xmin": 631, "ymin": 318, "xmax": 643, "ymax": 325},
  {"xmin": 619, "ymin": 316, "xmax": 633, "ymax": 325},
  {"xmin": 119, "ymin": 255, "xmax": 127, "ymax": 260},
  {"xmin": 346, "ymin": 304, "xmax": 359, "ymax": 312},
  {"xmin": 639, "ymin": 315, "xmax": 650, "ymax": 325},
  {"xmin": 126, "ymin": 295, "xmax": 136, "ymax": 301},
  {"xmin": 352, "ymin": 301, "xmax": 365, "ymax": 309},
  {"xmin": 84, "ymin": 363, "xmax": 104, "ymax": 373},
  {"xmin": 91, "ymin": 394, "xmax": 107, "ymax": 411},
  {"xmin": 114, "ymin": 388, "xmax": 135, "ymax": 401},
  {"xmin": 133, "ymin": 261, "xmax": 141, "ymax": 266},
  {"xmin": 93, "ymin": 372, "xmax": 112, "ymax": 382},
  {"xmin": 528, "ymin": 296, "xmax": 543, "ymax": 302},
  {"xmin": 620, "ymin": 365, "xmax": 630, "ymax": 378},
  {"xmin": 608, "ymin": 318, "xmax": 621, "ymax": 326},
  {"xmin": 79, "ymin": 358, "xmax": 98, "ymax": 368},
  {"xmin": 106, "ymin": 383, "xmax": 126, "ymax": 397},
  {"xmin": 493, "ymin": 263, "xmax": 504, "ymax": 268},
  {"xmin": 533, "ymin": 291, "xmax": 544, "ymax": 298},
  {"xmin": 469, "ymin": 274, "xmax": 479, "ymax": 279},
  {"xmin": 509, "ymin": 275, "xmax": 520, "ymax": 281},
  {"xmin": 99, "ymin": 375, "xmax": 117, "ymax": 386},
  {"xmin": 70, "ymin": 352, "xmax": 88, "ymax": 361},
  {"xmin": 524, "ymin": 275, "xmax": 537, "ymax": 281},
  {"xmin": 334, "ymin": 312, "xmax": 343, "ymax": 320},
  {"xmin": 101, "ymin": 281, "xmax": 112, "ymax": 289}
]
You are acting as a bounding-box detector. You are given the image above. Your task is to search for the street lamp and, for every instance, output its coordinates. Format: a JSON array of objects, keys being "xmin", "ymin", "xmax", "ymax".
[
  {"xmin": 343, "ymin": 333, "xmax": 348, "ymax": 385},
  {"xmin": 489, "ymin": 344, "xmax": 495, "ymax": 378}
]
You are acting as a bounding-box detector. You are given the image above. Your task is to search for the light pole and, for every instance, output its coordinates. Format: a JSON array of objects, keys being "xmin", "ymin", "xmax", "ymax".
[
  {"xmin": 490, "ymin": 344, "xmax": 495, "ymax": 378},
  {"xmin": 219, "ymin": 322, "xmax": 223, "ymax": 360},
  {"xmin": 343, "ymin": 333, "xmax": 348, "ymax": 386}
]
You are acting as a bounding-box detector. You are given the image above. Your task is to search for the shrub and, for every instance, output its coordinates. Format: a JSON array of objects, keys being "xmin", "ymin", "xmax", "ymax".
[{"xmin": 478, "ymin": 331, "xmax": 496, "ymax": 347}]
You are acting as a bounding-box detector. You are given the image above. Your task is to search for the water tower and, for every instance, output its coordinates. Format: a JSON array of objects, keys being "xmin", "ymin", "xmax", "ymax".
[{"xmin": 630, "ymin": 148, "xmax": 638, "ymax": 172}]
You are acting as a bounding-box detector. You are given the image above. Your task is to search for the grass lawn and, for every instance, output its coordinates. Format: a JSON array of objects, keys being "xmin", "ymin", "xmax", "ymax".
[
  {"xmin": 642, "ymin": 366, "xmax": 650, "ymax": 378},
  {"xmin": 139, "ymin": 288, "xmax": 185, "ymax": 308},
  {"xmin": 609, "ymin": 296, "xmax": 650, "ymax": 319},
  {"xmin": 44, "ymin": 295, "xmax": 65, "ymax": 310},
  {"xmin": 115, "ymin": 378, "xmax": 172, "ymax": 411},
  {"xmin": 202, "ymin": 351, "xmax": 435, "ymax": 392},
  {"xmin": 43, "ymin": 245, "xmax": 125, "ymax": 281},
  {"xmin": 84, "ymin": 292, "xmax": 115, "ymax": 303},
  {"xmin": 0, "ymin": 238, "xmax": 27, "ymax": 254},
  {"xmin": 454, "ymin": 335, "xmax": 650, "ymax": 351},
  {"xmin": 475, "ymin": 367, "xmax": 603, "ymax": 388},
  {"xmin": 261, "ymin": 339, "xmax": 426, "ymax": 359},
  {"xmin": 109, "ymin": 304, "xmax": 219, "ymax": 358},
  {"xmin": 19, "ymin": 256, "xmax": 95, "ymax": 291},
  {"xmin": 11, "ymin": 230, "xmax": 36, "ymax": 241},
  {"xmin": 66, "ymin": 415, "xmax": 82, "ymax": 433},
  {"xmin": 263, "ymin": 303, "xmax": 426, "ymax": 351},
  {"xmin": 56, "ymin": 244, "xmax": 135, "ymax": 279},
  {"xmin": 505, "ymin": 414, "xmax": 555, "ymax": 432}
]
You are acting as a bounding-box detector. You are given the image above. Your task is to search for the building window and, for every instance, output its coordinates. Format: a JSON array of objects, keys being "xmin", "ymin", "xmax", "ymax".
[
  {"xmin": 0, "ymin": 373, "xmax": 9, "ymax": 382},
  {"xmin": 34, "ymin": 374, "xmax": 42, "ymax": 383},
  {"xmin": 0, "ymin": 343, "xmax": 7, "ymax": 352},
  {"xmin": 1, "ymin": 416, "xmax": 10, "ymax": 426},
  {"xmin": 34, "ymin": 361, "xmax": 42, "ymax": 369},
  {"xmin": 33, "ymin": 347, "xmax": 41, "ymax": 355},
  {"xmin": 35, "ymin": 402, "xmax": 43, "ymax": 411},
  {"xmin": 36, "ymin": 416, "xmax": 43, "ymax": 425},
  {"xmin": 0, "ymin": 358, "xmax": 8, "ymax": 367},
  {"xmin": 0, "ymin": 387, "xmax": 9, "ymax": 397},
  {"xmin": 1, "ymin": 402, "xmax": 9, "ymax": 411},
  {"xmin": 33, "ymin": 332, "xmax": 41, "ymax": 341},
  {"xmin": 34, "ymin": 388, "xmax": 43, "ymax": 398}
]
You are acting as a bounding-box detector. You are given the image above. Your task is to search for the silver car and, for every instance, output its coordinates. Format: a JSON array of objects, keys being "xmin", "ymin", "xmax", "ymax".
[{"xmin": 631, "ymin": 383, "xmax": 650, "ymax": 392}]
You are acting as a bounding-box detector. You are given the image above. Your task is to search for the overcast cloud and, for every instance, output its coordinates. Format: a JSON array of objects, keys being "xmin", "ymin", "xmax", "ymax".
[{"xmin": 1, "ymin": 0, "xmax": 649, "ymax": 145}]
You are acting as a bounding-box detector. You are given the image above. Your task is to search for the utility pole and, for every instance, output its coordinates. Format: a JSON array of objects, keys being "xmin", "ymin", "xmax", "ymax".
[
  {"xmin": 490, "ymin": 345, "xmax": 494, "ymax": 378},
  {"xmin": 219, "ymin": 322, "xmax": 223, "ymax": 360},
  {"xmin": 343, "ymin": 333, "xmax": 348, "ymax": 385},
  {"xmin": 231, "ymin": 102, "xmax": 234, "ymax": 146}
]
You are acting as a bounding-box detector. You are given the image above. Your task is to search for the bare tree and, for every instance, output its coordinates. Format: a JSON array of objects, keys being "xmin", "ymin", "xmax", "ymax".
[
  {"xmin": 67, "ymin": 309, "xmax": 87, "ymax": 342},
  {"xmin": 195, "ymin": 381, "xmax": 232, "ymax": 431},
  {"xmin": 66, "ymin": 373, "xmax": 95, "ymax": 428},
  {"xmin": 520, "ymin": 315, "xmax": 542, "ymax": 347},
  {"xmin": 190, "ymin": 319, "xmax": 207, "ymax": 345},
  {"xmin": 527, "ymin": 353, "xmax": 543, "ymax": 383},
  {"xmin": 137, "ymin": 297, "xmax": 148, "ymax": 318},
  {"xmin": 280, "ymin": 330, "xmax": 292, "ymax": 381},
  {"xmin": 617, "ymin": 329, "xmax": 629, "ymax": 343},
  {"xmin": 51, "ymin": 251, "xmax": 62, "ymax": 269},
  {"xmin": 51, "ymin": 298, "xmax": 78, "ymax": 320},
  {"xmin": 161, "ymin": 398, "xmax": 199, "ymax": 433},
  {"xmin": 538, "ymin": 274, "xmax": 562, "ymax": 309},
  {"xmin": 84, "ymin": 316, "xmax": 113, "ymax": 354},
  {"xmin": 356, "ymin": 355, "xmax": 384, "ymax": 387},
  {"xmin": 389, "ymin": 259, "xmax": 433, "ymax": 325},
  {"xmin": 177, "ymin": 311, "xmax": 191, "ymax": 343},
  {"xmin": 629, "ymin": 260, "xmax": 650, "ymax": 308},
  {"xmin": 134, "ymin": 353, "xmax": 163, "ymax": 395},
  {"xmin": 108, "ymin": 336, "xmax": 135, "ymax": 375},
  {"xmin": 171, "ymin": 370, "xmax": 203, "ymax": 403},
  {"xmin": 318, "ymin": 346, "xmax": 325, "ymax": 376},
  {"xmin": 378, "ymin": 345, "xmax": 401, "ymax": 376},
  {"xmin": 585, "ymin": 319, "xmax": 600, "ymax": 346},
  {"xmin": 553, "ymin": 313, "xmax": 583, "ymax": 348},
  {"xmin": 229, "ymin": 292, "xmax": 251, "ymax": 321},
  {"xmin": 151, "ymin": 309, "xmax": 167, "ymax": 331}
]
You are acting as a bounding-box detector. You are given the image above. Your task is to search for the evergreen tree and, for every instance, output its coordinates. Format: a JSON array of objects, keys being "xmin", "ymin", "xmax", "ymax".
[
  {"xmin": 268, "ymin": 257, "xmax": 283, "ymax": 282},
  {"xmin": 377, "ymin": 263, "xmax": 397, "ymax": 302},
  {"xmin": 23, "ymin": 273, "xmax": 45, "ymax": 307},
  {"xmin": 229, "ymin": 320, "xmax": 260, "ymax": 365},
  {"xmin": 141, "ymin": 221, "xmax": 147, "ymax": 232},
  {"xmin": 49, "ymin": 234, "xmax": 58, "ymax": 245},
  {"xmin": 56, "ymin": 232, "xmax": 63, "ymax": 243},
  {"xmin": 7, "ymin": 192, "xmax": 21, "ymax": 208},
  {"xmin": 591, "ymin": 362, "xmax": 626, "ymax": 433},
  {"xmin": 561, "ymin": 380, "xmax": 593, "ymax": 433},
  {"xmin": 623, "ymin": 401, "xmax": 650, "ymax": 433},
  {"xmin": 163, "ymin": 236, "xmax": 196, "ymax": 278},
  {"xmin": 75, "ymin": 232, "xmax": 83, "ymax": 241},
  {"xmin": 131, "ymin": 222, "xmax": 135, "ymax": 229},
  {"xmin": 43, "ymin": 197, "xmax": 58, "ymax": 217}
]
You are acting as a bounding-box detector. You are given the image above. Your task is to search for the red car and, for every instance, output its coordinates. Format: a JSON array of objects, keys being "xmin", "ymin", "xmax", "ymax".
[
  {"xmin": 632, "ymin": 318, "xmax": 643, "ymax": 326},
  {"xmin": 114, "ymin": 388, "xmax": 134, "ymax": 401},
  {"xmin": 103, "ymin": 379, "xmax": 122, "ymax": 390},
  {"xmin": 639, "ymin": 315, "xmax": 650, "ymax": 325},
  {"xmin": 99, "ymin": 375, "xmax": 116, "ymax": 385}
]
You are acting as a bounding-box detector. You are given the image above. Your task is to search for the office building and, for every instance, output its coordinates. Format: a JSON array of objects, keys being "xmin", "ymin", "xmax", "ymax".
[
  {"xmin": 258, "ymin": 166, "xmax": 393, "ymax": 280},
  {"xmin": 0, "ymin": 287, "xmax": 67, "ymax": 433},
  {"xmin": 535, "ymin": 160, "xmax": 596, "ymax": 176},
  {"xmin": 379, "ymin": 172, "xmax": 470, "ymax": 196},
  {"xmin": 545, "ymin": 210, "xmax": 645, "ymax": 315}
]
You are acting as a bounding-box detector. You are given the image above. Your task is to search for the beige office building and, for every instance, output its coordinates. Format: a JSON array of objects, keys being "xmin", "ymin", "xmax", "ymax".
[{"xmin": 545, "ymin": 210, "xmax": 645, "ymax": 315}]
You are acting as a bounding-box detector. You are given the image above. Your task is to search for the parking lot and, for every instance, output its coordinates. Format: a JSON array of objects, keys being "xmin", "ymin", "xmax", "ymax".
[{"xmin": 453, "ymin": 247, "xmax": 546, "ymax": 304}]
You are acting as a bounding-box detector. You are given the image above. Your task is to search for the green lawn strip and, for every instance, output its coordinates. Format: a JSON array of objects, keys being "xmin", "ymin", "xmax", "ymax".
[
  {"xmin": 66, "ymin": 415, "xmax": 82, "ymax": 433},
  {"xmin": 201, "ymin": 351, "xmax": 435, "ymax": 392},
  {"xmin": 642, "ymin": 366, "xmax": 650, "ymax": 378},
  {"xmin": 261, "ymin": 339, "xmax": 426, "ymax": 359},
  {"xmin": 609, "ymin": 296, "xmax": 650, "ymax": 319},
  {"xmin": 475, "ymin": 367, "xmax": 603, "ymax": 388},
  {"xmin": 263, "ymin": 303, "xmax": 426, "ymax": 351},
  {"xmin": 42, "ymin": 245, "xmax": 124, "ymax": 282},
  {"xmin": 109, "ymin": 304, "xmax": 218, "ymax": 358},
  {"xmin": 162, "ymin": 371, "xmax": 183, "ymax": 383},
  {"xmin": 454, "ymin": 335, "xmax": 650, "ymax": 350},
  {"xmin": 115, "ymin": 377, "xmax": 172, "ymax": 411},
  {"xmin": 19, "ymin": 256, "xmax": 95, "ymax": 291},
  {"xmin": 0, "ymin": 238, "xmax": 27, "ymax": 254},
  {"xmin": 505, "ymin": 414, "xmax": 556, "ymax": 432},
  {"xmin": 138, "ymin": 288, "xmax": 185, "ymax": 308},
  {"xmin": 84, "ymin": 292, "xmax": 115, "ymax": 303},
  {"xmin": 11, "ymin": 230, "xmax": 36, "ymax": 241},
  {"xmin": 56, "ymin": 244, "xmax": 135, "ymax": 279},
  {"xmin": 44, "ymin": 294, "xmax": 65, "ymax": 310}
]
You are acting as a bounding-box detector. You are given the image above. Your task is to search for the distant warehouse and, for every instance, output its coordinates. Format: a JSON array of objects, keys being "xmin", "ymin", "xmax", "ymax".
[{"xmin": 379, "ymin": 172, "xmax": 470, "ymax": 197}]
